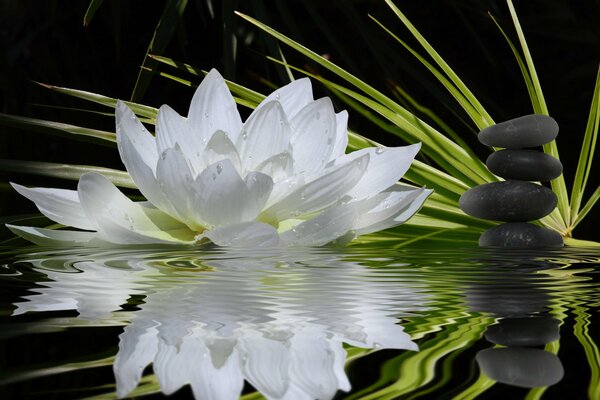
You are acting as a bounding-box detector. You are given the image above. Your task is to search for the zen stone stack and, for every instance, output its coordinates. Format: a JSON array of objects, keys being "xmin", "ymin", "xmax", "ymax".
[{"xmin": 459, "ymin": 114, "xmax": 564, "ymax": 247}]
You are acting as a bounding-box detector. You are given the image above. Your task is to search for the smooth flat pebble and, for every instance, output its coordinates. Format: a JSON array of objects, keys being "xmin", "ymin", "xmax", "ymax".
[
  {"xmin": 459, "ymin": 181, "xmax": 557, "ymax": 222},
  {"xmin": 484, "ymin": 317, "xmax": 560, "ymax": 347},
  {"xmin": 486, "ymin": 149, "xmax": 563, "ymax": 181},
  {"xmin": 476, "ymin": 348, "xmax": 564, "ymax": 388},
  {"xmin": 479, "ymin": 114, "xmax": 558, "ymax": 148},
  {"xmin": 478, "ymin": 222, "xmax": 563, "ymax": 247}
]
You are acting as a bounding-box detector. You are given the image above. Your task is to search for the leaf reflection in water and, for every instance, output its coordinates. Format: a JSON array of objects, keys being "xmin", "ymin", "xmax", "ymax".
[{"xmin": 8, "ymin": 247, "xmax": 425, "ymax": 399}]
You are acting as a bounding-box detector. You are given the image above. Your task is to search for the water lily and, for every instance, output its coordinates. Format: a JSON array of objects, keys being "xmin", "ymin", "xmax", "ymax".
[
  {"xmin": 9, "ymin": 248, "xmax": 422, "ymax": 399},
  {"xmin": 7, "ymin": 69, "xmax": 431, "ymax": 247}
]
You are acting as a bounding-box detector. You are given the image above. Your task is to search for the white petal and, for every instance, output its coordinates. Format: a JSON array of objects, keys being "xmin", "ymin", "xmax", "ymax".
[
  {"xmin": 6, "ymin": 224, "xmax": 96, "ymax": 246},
  {"xmin": 331, "ymin": 110, "xmax": 349, "ymax": 159},
  {"xmin": 289, "ymin": 332, "xmax": 345, "ymax": 399},
  {"xmin": 116, "ymin": 104, "xmax": 179, "ymax": 218},
  {"xmin": 394, "ymin": 188, "xmax": 432, "ymax": 223},
  {"xmin": 77, "ymin": 173, "xmax": 194, "ymax": 244},
  {"xmin": 196, "ymin": 160, "xmax": 271, "ymax": 227},
  {"xmin": 279, "ymin": 203, "xmax": 357, "ymax": 246},
  {"xmin": 256, "ymin": 77, "xmax": 313, "ymax": 119},
  {"xmin": 155, "ymin": 146, "xmax": 205, "ymax": 230},
  {"xmin": 114, "ymin": 321, "xmax": 160, "ymax": 398},
  {"xmin": 154, "ymin": 342, "xmax": 194, "ymax": 395},
  {"xmin": 266, "ymin": 173, "xmax": 306, "ymax": 209},
  {"xmin": 189, "ymin": 69, "xmax": 243, "ymax": 143},
  {"xmin": 190, "ymin": 342, "xmax": 244, "ymax": 400},
  {"xmin": 336, "ymin": 143, "xmax": 421, "ymax": 200},
  {"xmin": 200, "ymin": 130, "xmax": 242, "ymax": 173},
  {"xmin": 237, "ymin": 101, "xmax": 291, "ymax": 172},
  {"xmin": 254, "ymin": 151, "xmax": 294, "ymax": 183},
  {"xmin": 10, "ymin": 183, "xmax": 95, "ymax": 230},
  {"xmin": 352, "ymin": 187, "xmax": 431, "ymax": 235},
  {"xmin": 116, "ymin": 100, "xmax": 158, "ymax": 170},
  {"xmin": 202, "ymin": 222, "xmax": 281, "ymax": 247},
  {"xmin": 265, "ymin": 154, "xmax": 368, "ymax": 220},
  {"xmin": 238, "ymin": 333, "xmax": 290, "ymax": 398},
  {"xmin": 290, "ymin": 98, "xmax": 336, "ymax": 174},
  {"xmin": 156, "ymin": 104, "xmax": 204, "ymax": 173}
]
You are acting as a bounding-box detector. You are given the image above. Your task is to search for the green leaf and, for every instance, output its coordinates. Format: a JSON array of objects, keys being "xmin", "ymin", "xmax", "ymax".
[
  {"xmin": 383, "ymin": 0, "xmax": 494, "ymax": 127},
  {"xmin": 570, "ymin": 65, "xmax": 600, "ymax": 225},
  {"xmin": 130, "ymin": 0, "xmax": 189, "ymax": 102},
  {"xmin": 149, "ymin": 54, "xmax": 266, "ymax": 105},
  {"xmin": 36, "ymin": 82, "xmax": 158, "ymax": 120},
  {"xmin": 369, "ymin": 15, "xmax": 490, "ymax": 131},
  {"xmin": 0, "ymin": 159, "xmax": 135, "ymax": 189},
  {"xmin": 505, "ymin": 0, "xmax": 570, "ymax": 228},
  {"xmin": 0, "ymin": 112, "xmax": 116, "ymax": 146},
  {"xmin": 83, "ymin": 0, "xmax": 105, "ymax": 26},
  {"xmin": 571, "ymin": 185, "xmax": 600, "ymax": 231}
]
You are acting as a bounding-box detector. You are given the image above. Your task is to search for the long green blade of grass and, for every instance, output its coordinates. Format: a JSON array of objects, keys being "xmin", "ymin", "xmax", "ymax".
[
  {"xmin": 36, "ymin": 82, "xmax": 158, "ymax": 120},
  {"xmin": 130, "ymin": 0, "xmax": 188, "ymax": 102},
  {"xmin": 83, "ymin": 0, "xmax": 105, "ymax": 26},
  {"xmin": 383, "ymin": 0, "xmax": 494, "ymax": 128},
  {"xmin": 0, "ymin": 113, "xmax": 116, "ymax": 145},
  {"xmin": 369, "ymin": 15, "xmax": 490, "ymax": 131},
  {"xmin": 0, "ymin": 159, "xmax": 135, "ymax": 188},
  {"xmin": 488, "ymin": 12, "xmax": 539, "ymax": 109},
  {"xmin": 570, "ymin": 65, "xmax": 600, "ymax": 226},
  {"xmin": 505, "ymin": 0, "xmax": 570, "ymax": 228}
]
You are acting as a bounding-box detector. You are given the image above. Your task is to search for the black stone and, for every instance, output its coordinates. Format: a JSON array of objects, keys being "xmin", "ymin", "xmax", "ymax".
[
  {"xmin": 484, "ymin": 317, "xmax": 560, "ymax": 347},
  {"xmin": 479, "ymin": 222, "xmax": 563, "ymax": 247},
  {"xmin": 459, "ymin": 181, "xmax": 557, "ymax": 222},
  {"xmin": 487, "ymin": 149, "xmax": 563, "ymax": 181},
  {"xmin": 476, "ymin": 348, "xmax": 564, "ymax": 388},
  {"xmin": 479, "ymin": 114, "xmax": 558, "ymax": 148}
]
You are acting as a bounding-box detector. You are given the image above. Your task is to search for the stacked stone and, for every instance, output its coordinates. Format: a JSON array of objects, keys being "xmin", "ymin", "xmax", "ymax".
[{"xmin": 459, "ymin": 114, "xmax": 564, "ymax": 248}]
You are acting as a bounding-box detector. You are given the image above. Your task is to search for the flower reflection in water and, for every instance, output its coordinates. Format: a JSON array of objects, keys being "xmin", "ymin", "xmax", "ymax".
[{"xmin": 9, "ymin": 247, "xmax": 424, "ymax": 399}]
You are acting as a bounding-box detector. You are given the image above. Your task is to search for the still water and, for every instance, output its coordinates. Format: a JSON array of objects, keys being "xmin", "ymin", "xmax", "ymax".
[{"xmin": 0, "ymin": 244, "xmax": 598, "ymax": 399}]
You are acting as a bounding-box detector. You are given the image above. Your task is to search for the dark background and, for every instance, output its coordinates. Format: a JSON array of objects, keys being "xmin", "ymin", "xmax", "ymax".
[{"xmin": 0, "ymin": 0, "xmax": 598, "ymax": 240}]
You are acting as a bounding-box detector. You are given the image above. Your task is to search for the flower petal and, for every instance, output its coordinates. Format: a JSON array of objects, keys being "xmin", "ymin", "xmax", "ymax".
[
  {"xmin": 200, "ymin": 130, "xmax": 242, "ymax": 173},
  {"xmin": 116, "ymin": 100, "xmax": 158, "ymax": 170},
  {"xmin": 335, "ymin": 143, "xmax": 421, "ymax": 200},
  {"xmin": 77, "ymin": 173, "xmax": 194, "ymax": 244},
  {"xmin": 257, "ymin": 77, "xmax": 313, "ymax": 119},
  {"xmin": 155, "ymin": 104, "xmax": 204, "ymax": 174},
  {"xmin": 114, "ymin": 321, "xmax": 160, "ymax": 398},
  {"xmin": 352, "ymin": 187, "xmax": 432, "ymax": 235},
  {"xmin": 6, "ymin": 224, "xmax": 97, "ymax": 246},
  {"xmin": 290, "ymin": 97, "xmax": 336, "ymax": 174},
  {"xmin": 10, "ymin": 183, "xmax": 95, "ymax": 230},
  {"xmin": 190, "ymin": 341, "xmax": 244, "ymax": 400},
  {"xmin": 196, "ymin": 160, "xmax": 272, "ymax": 227},
  {"xmin": 237, "ymin": 101, "xmax": 291, "ymax": 172},
  {"xmin": 289, "ymin": 332, "xmax": 347, "ymax": 399},
  {"xmin": 265, "ymin": 154, "xmax": 369, "ymax": 220},
  {"xmin": 189, "ymin": 69, "xmax": 243, "ymax": 143},
  {"xmin": 238, "ymin": 332, "xmax": 290, "ymax": 398},
  {"xmin": 279, "ymin": 203, "xmax": 357, "ymax": 246},
  {"xmin": 254, "ymin": 151, "xmax": 294, "ymax": 184},
  {"xmin": 202, "ymin": 222, "xmax": 281, "ymax": 247},
  {"xmin": 331, "ymin": 110, "xmax": 349, "ymax": 159},
  {"xmin": 116, "ymin": 102, "xmax": 180, "ymax": 218},
  {"xmin": 155, "ymin": 146, "xmax": 205, "ymax": 230}
]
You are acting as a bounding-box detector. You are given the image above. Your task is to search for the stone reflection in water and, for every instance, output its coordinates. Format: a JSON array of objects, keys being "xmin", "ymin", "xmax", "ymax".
[
  {"xmin": 467, "ymin": 255, "xmax": 564, "ymax": 388},
  {"xmin": 9, "ymin": 248, "xmax": 422, "ymax": 399}
]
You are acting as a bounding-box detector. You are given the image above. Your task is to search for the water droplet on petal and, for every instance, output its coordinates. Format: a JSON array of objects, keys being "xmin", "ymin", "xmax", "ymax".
[
  {"xmin": 316, "ymin": 111, "xmax": 321, "ymax": 120},
  {"xmin": 241, "ymin": 129, "xmax": 248, "ymax": 140},
  {"xmin": 275, "ymin": 93, "xmax": 280, "ymax": 100},
  {"xmin": 375, "ymin": 147, "xmax": 386, "ymax": 155},
  {"xmin": 216, "ymin": 163, "xmax": 223, "ymax": 174},
  {"xmin": 204, "ymin": 112, "xmax": 209, "ymax": 118}
]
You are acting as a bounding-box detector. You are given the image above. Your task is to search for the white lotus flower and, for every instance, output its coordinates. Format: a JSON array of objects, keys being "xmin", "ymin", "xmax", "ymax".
[{"xmin": 7, "ymin": 69, "xmax": 431, "ymax": 247}]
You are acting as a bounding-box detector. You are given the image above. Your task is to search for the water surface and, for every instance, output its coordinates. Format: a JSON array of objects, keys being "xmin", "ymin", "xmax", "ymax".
[{"xmin": 1, "ymin": 244, "xmax": 599, "ymax": 399}]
